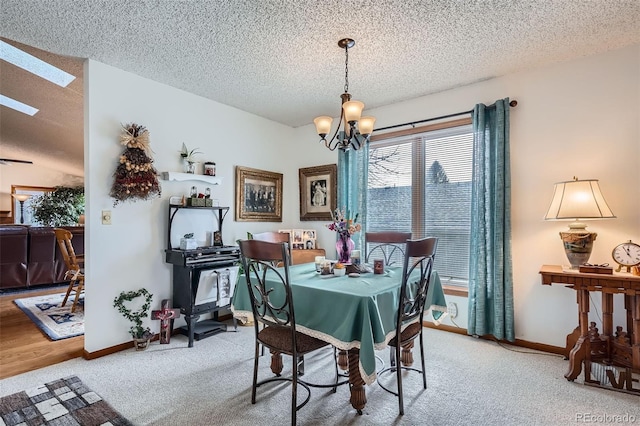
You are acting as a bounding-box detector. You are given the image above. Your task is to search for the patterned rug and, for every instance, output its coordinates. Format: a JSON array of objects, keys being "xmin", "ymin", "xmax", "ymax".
[
  {"xmin": 0, "ymin": 376, "xmax": 132, "ymax": 426},
  {"xmin": 14, "ymin": 293, "xmax": 84, "ymax": 341}
]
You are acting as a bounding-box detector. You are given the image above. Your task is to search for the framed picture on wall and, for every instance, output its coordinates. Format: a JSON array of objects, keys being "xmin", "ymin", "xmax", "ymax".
[
  {"xmin": 235, "ymin": 166, "xmax": 283, "ymax": 222},
  {"xmin": 299, "ymin": 164, "xmax": 337, "ymax": 221}
]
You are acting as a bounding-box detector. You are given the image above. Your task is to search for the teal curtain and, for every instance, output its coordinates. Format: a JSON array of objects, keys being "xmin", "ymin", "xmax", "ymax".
[
  {"xmin": 467, "ymin": 98, "xmax": 514, "ymax": 342},
  {"xmin": 337, "ymin": 144, "xmax": 369, "ymax": 252}
]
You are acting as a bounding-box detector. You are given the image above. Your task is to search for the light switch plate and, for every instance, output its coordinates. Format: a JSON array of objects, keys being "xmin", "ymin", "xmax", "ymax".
[{"xmin": 102, "ymin": 210, "xmax": 111, "ymax": 225}]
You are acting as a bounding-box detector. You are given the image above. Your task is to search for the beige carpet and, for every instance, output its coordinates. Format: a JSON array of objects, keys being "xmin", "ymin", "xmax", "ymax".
[{"xmin": 0, "ymin": 325, "xmax": 638, "ymax": 425}]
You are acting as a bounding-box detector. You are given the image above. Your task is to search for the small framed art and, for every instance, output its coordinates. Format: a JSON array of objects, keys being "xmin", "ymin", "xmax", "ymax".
[{"xmin": 299, "ymin": 164, "xmax": 337, "ymax": 221}]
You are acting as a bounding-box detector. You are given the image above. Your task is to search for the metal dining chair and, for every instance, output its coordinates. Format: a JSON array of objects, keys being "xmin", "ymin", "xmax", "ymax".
[
  {"xmin": 365, "ymin": 231, "xmax": 412, "ymax": 267},
  {"xmin": 238, "ymin": 239, "xmax": 344, "ymax": 425},
  {"xmin": 251, "ymin": 231, "xmax": 292, "ymax": 265},
  {"xmin": 377, "ymin": 237, "xmax": 438, "ymax": 415}
]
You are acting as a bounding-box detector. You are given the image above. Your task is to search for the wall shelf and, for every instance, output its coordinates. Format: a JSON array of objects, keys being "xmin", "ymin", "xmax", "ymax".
[{"xmin": 160, "ymin": 172, "xmax": 223, "ymax": 185}]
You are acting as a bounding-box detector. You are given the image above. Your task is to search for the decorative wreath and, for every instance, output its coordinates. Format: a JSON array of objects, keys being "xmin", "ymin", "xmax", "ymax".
[
  {"xmin": 110, "ymin": 123, "xmax": 161, "ymax": 206},
  {"xmin": 113, "ymin": 288, "xmax": 154, "ymax": 338}
]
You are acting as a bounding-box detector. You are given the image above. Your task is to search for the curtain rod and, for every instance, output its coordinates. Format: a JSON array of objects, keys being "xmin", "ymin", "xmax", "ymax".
[{"xmin": 373, "ymin": 99, "xmax": 518, "ymax": 133}]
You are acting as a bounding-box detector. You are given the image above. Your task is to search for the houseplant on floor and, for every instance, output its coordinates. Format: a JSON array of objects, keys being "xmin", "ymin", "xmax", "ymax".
[{"xmin": 113, "ymin": 288, "xmax": 154, "ymax": 350}]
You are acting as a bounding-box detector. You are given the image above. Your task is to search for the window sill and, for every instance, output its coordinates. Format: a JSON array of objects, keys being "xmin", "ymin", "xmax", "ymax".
[{"xmin": 441, "ymin": 284, "xmax": 468, "ymax": 298}]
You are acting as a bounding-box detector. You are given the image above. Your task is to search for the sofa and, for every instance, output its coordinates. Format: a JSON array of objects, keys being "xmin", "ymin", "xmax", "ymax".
[{"xmin": 0, "ymin": 225, "xmax": 84, "ymax": 289}]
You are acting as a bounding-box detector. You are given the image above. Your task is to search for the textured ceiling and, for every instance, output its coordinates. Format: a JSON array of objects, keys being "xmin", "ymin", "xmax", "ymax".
[{"xmin": 1, "ymin": 0, "xmax": 639, "ymax": 174}]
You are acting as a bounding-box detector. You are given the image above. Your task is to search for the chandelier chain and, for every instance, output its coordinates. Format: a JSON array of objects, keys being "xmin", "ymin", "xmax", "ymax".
[
  {"xmin": 313, "ymin": 38, "xmax": 375, "ymax": 151},
  {"xmin": 344, "ymin": 44, "xmax": 349, "ymax": 93}
]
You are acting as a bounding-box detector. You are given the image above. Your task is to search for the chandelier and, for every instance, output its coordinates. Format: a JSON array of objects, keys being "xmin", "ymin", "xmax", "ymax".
[{"xmin": 314, "ymin": 38, "xmax": 376, "ymax": 151}]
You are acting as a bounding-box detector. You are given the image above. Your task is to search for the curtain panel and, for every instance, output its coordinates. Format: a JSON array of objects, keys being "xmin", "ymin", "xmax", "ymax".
[
  {"xmin": 467, "ymin": 98, "xmax": 514, "ymax": 342},
  {"xmin": 337, "ymin": 145, "xmax": 369, "ymax": 251}
]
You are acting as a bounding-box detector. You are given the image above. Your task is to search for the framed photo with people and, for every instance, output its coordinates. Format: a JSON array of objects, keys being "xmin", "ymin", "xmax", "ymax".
[
  {"xmin": 235, "ymin": 166, "xmax": 283, "ymax": 222},
  {"xmin": 298, "ymin": 164, "xmax": 337, "ymax": 221}
]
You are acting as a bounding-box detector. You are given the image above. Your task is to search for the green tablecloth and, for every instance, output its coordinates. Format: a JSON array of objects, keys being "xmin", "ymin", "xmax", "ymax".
[{"xmin": 232, "ymin": 263, "xmax": 447, "ymax": 385}]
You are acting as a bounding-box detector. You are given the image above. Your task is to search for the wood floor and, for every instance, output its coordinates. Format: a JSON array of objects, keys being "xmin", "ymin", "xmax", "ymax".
[{"xmin": 0, "ymin": 286, "xmax": 83, "ymax": 380}]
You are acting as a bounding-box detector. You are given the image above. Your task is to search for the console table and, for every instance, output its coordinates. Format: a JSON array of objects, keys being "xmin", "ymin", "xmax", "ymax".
[{"xmin": 539, "ymin": 265, "xmax": 640, "ymax": 393}]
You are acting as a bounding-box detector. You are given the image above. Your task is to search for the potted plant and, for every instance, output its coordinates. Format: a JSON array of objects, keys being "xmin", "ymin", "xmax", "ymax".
[
  {"xmin": 113, "ymin": 288, "xmax": 154, "ymax": 350},
  {"xmin": 180, "ymin": 143, "xmax": 202, "ymax": 174},
  {"xmin": 30, "ymin": 186, "xmax": 85, "ymax": 226}
]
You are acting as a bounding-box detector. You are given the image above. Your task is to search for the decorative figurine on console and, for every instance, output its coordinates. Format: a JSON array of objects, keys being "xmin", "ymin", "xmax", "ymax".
[{"xmin": 180, "ymin": 233, "xmax": 198, "ymax": 250}]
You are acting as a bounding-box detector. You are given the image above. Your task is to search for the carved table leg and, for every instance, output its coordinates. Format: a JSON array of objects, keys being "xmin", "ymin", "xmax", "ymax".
[
  {"xmin": 338, "ymin": 350, "xmax": 349, "ymax": 371},
  {"xmin": 401, "ymin": 340, "xmax": 415, "ymax": 366},
  {"xmin": 347, "ymin": 349, "xmax": 366, "ymax": 415},
  {"xmin": 625, "ymin": 295, "xmax": 633, "ymax": 344},
  {"xmin": 270, "ymin": 350, "xmax": 283, "ymax": 376},
  {"xmin": 632, "ymin": 294, "xmax": 640, "ymax": 371},
  {"xmin": 565, "ymin": 326, "xmax": 581, "ymax": 360},
  {"xmin": 602, "ymin": 292, "xmax": 614, "ymax": 355},
  {"xmin": 565, "ymin": 289, "xmax": 589, "ymax": 381}
]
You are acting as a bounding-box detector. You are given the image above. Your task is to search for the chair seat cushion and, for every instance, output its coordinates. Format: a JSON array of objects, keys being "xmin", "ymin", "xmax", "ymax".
[
  {"xmin": 258, "ymin": 326, "xmax": 328, "ymax": 355},
  {"xmin": 388, "ymin": 322, "xmax": 422, "ymax": 347}
]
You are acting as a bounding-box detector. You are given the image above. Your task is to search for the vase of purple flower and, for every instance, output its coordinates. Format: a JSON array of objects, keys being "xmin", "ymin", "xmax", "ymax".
[
  {"xmin": 336, "ymin": 232, "xmax": 355, "ymax": 264},
  {"xmin": 326, "ymin": 208, "xmax": 361, "ymax": 264}
]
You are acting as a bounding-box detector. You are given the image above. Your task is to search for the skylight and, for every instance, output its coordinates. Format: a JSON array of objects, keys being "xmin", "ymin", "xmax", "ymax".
[
  {"xmin": 0, "ymin": 40, "xmax": 75, "ymax": 87},
  {"xmin": 0, "ymin": 94, "xmax": 39, "ymax": 116}
]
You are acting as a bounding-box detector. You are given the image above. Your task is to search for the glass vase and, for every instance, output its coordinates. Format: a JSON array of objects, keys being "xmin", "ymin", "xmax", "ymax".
[
  {"xmin": 336, "ymin": 234, "xmax": 355, "ymax": 264},
  {"xmin": 184, "ymin": 160, "xmax": 196, "ymax": 174}
]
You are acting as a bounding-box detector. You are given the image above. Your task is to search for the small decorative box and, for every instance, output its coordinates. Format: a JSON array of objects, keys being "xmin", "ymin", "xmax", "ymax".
[
  {"xmin": 579, "ymin": 264, "xmax": 613, "ymax": 274},
  {"xmin": 179, "ymin": 238, "xmax": 198, "ymax": 250},
  {"xmin": 186, "ymin": 197, "xmax": 213, "ymax": 207}
]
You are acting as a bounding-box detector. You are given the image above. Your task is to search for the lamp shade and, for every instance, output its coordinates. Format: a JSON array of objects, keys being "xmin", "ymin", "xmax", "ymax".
[
  {"xmin": 358, "ymin": 116, "xmax": 376, "ymax": 136},
  {"xmin": 11, "ymin": 193, "xmax": 31, "ymax": 202},
  {"xmin": 544, "ymin": 179, "xmax": 615, "ymax": 221},
  {"xmin": 314, "ymin": 116, "xmax": 333, "ymax": 137},
  {"xmin": 342, "ymin": 100, "xmax": 364, "ymax": 123}
]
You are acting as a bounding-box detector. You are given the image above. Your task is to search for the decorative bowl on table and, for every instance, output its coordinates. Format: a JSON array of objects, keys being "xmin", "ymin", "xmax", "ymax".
[{"xmin": 333, "ymin": 263, "xmax": 346, "ymax": 276}]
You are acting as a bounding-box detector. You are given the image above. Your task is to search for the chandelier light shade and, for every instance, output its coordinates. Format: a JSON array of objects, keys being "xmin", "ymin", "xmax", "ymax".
[
  {"xmin": 314, "ymin": 38, "xmax": 376, "ymax": 151},
  {"xmin": 544, "ymin": 177, "xmax": 616, "ymax": 269}
]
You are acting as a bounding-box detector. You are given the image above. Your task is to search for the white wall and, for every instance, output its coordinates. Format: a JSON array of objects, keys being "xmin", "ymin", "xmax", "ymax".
[
  {"xmin": 294, "ymin": 44, "xmax": 640, "ymax": 347},
  {"xmin": 85, "ymin": 43, "xmax": 638, "ymax": 353},
  {"xmin": 83, "ymin": 60, "xmax": 329, "ymax": 352}
]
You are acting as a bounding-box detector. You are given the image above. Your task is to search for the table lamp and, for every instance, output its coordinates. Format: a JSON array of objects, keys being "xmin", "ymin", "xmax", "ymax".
[
  {"xmin": 11, "ymin": 193, "xmax": 32, "ymax": 224},
  {"xmin": 544, "ymin": 177, "xmax": 615, "ymax": 269}
]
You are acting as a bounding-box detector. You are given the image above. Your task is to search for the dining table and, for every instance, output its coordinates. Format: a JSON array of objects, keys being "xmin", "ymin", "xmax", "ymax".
[{"xmin": 231, "ymin": 262, "xmax": 447, "ymax": 413}]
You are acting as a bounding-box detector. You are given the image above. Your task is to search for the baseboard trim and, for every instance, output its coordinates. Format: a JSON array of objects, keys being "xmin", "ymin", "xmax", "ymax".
[
  {"xmin": 423, "ymin": 322, "xmax": 566, "ymax": 356},
  {"xmin": 85, "ymin": 319, "xmax": 566, "ymax": 360},
  {"xmin": 83, "ymin": 334, "xmax": 160, "ymax": 360}
]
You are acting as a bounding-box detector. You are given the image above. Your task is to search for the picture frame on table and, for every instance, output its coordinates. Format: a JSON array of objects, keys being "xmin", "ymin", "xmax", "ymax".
[
  {"xmin": 299, "ymin": 164, "xmax": 337, "ymax": 221},
  {"xmin": 292, "ymin": 229, "xmax": 303, "ymax": 243},
  {"xmin": 235, "ymin": 166, "xmax": 283, "ymax": 222}
]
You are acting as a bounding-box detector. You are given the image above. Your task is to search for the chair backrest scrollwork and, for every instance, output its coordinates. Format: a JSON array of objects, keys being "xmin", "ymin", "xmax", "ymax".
[
  {"xmin": 238, "ymin": 239, "xmax": 295, "ymax": 332},
  {"xmin": 365, "ymin": 231, "xmax": 412, "ymax": 266},
  {"xmin": 398, "ymin": 237, "xmax": 438, "ymax": 327}
]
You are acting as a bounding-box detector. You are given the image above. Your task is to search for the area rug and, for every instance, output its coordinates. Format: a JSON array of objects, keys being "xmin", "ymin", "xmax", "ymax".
[
  {"xmin": 0, "ymin": 376, "xmax": 132, "ymax": 426},
  {"xmin": 14, "ymin": 293, "xmax": 84, "ymax": 341}
]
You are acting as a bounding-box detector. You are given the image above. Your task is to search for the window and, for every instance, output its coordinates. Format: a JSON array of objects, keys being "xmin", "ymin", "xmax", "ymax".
[{"xmin": 367, "ymin": 118, "xmax": 472, "ymax": 286}]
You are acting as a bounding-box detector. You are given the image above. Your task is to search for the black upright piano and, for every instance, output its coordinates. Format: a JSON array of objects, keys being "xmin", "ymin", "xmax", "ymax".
[{"xmin": 164, "ymin": 204, "xmax": 240, "ymax": 347}]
